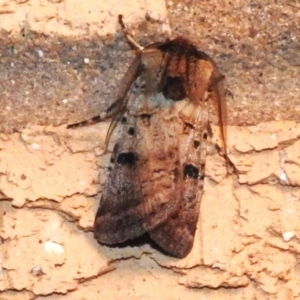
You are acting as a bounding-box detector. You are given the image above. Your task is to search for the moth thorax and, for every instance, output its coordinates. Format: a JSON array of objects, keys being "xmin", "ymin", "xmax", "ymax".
[{"xmin": 161, "ymin": 75, "xmax": 187, "ymax": 101}]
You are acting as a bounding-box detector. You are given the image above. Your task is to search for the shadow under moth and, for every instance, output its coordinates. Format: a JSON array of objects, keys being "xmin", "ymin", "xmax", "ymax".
[{"xmin": 68, "ymin": 15, "xmax": 227, "ymax": 258}]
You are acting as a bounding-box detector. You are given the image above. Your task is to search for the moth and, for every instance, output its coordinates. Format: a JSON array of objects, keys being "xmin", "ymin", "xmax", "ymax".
[{"xmin": 68, "ymin": 15, "xmax": 227, "ymax": 258}]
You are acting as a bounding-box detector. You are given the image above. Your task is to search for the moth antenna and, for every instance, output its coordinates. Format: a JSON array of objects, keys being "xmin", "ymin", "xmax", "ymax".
[
  {"xmin": 212, "ymin": 75, "xmax": 229, "ymax": 172},
  {"xmin": 118, "ymin": 15, "xmax": 144, "ymax": 53}
]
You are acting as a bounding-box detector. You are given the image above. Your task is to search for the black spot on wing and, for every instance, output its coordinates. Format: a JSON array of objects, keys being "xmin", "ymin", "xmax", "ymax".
[
  {"xmin": 117, "ymin": 152, "xmax": 138, "ymax": 166},
  {"xmin": 193, "ymin": 140, "xmax": 200, "ymax": 149},
  {"xmin": 128, "ymin": 127, "xmax": 135, "ymax": 136},
  {"xmin": 183, "ymin": 164, "xmax": 199, "ymax": 179}
]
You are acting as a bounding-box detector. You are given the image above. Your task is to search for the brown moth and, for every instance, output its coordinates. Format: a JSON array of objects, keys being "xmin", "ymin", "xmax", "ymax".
[{"xmin": 68, "ymin": 15, "xmax": 226, "ymax": 258}]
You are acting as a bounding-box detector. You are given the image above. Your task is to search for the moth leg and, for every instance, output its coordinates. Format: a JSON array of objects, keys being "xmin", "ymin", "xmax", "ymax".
[
  {"xmin": 67, "ymin": 16, "xmax": 143, "ymax": 132},
  {"xmin": 66, "ymin": 95, "xmax": 128, "ymax": 130},
  {"xmin": 67, "ymin": 113, "xmax": 106, "ymax": 129}
]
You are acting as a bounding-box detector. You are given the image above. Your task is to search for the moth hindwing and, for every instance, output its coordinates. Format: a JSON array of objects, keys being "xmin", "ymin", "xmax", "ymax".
[{"xmin": 88, "ymin": 17, "xmax": 226, "ymax": 258}]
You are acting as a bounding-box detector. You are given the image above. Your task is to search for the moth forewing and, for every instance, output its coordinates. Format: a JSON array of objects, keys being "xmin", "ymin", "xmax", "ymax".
[
  {"xmin": 92, "ymin": 16, "xmax": 227, "ymax": 258},
  {"xmin": 149, "ymin": 53, "xmax": 217, "ymax": 258},
  {"xmin": 94, "ymin": 45, "xmax": 185, "ymax": 245}
]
